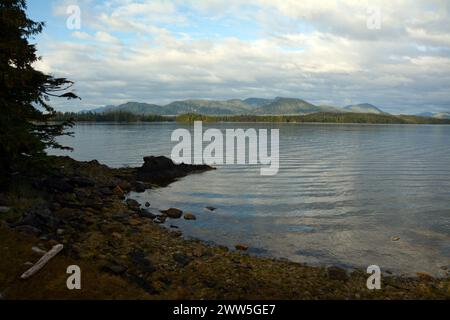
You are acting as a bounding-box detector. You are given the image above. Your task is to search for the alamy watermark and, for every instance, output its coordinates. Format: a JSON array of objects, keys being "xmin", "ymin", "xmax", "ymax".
[{"xmin": 171, "ymin": 122, "xmax": 279, "ymax": 176}]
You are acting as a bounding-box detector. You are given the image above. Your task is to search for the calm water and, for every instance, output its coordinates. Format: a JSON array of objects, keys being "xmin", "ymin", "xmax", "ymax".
[{"xmin": 51, "ymin": 123, "xmax": 450, "ymax": 276}]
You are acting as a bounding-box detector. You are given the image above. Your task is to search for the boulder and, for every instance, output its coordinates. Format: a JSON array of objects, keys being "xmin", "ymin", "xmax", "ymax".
[
  {"xmin": 184, "ymin": 213, "xmax": 197, "ymax": 221},
  {"xmin": 161, "ymin": 208, "xmax": 183, "ymax": 219},
  {"xmin": 126, "ymin": 199, "xmax": 141, "ymax": 211}
]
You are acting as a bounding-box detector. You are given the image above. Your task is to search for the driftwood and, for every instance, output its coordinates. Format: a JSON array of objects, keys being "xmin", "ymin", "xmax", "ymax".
[{"xmin": 20, "ymin": 244, "xmax": 64, "ymax": 279}]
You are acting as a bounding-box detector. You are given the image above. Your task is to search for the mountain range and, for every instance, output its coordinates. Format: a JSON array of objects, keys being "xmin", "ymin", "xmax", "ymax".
[
  {"xmin": 84, "ymin": 98, "xmax": 390, "ymax": 116},
  {"xmin": 416, "ymin": 112, "xmax": 450, "ymax": 119}
]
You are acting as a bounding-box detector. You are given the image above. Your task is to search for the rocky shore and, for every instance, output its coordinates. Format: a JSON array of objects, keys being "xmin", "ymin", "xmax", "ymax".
[{"xmin": 0, "ymin": 156, "xmax": 448, "ymax": 299}]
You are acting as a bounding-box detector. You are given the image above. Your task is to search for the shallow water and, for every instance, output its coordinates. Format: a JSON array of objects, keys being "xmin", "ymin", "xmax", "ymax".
[{"xmin": 51, "ymin": 123, "xmax": 450, "ymax": 276}]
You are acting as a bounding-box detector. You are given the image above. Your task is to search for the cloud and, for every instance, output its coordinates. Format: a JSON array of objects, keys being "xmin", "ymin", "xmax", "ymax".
[{"xmin": 37, "ymin": 0, "xmax": 450, "ymax": 113}]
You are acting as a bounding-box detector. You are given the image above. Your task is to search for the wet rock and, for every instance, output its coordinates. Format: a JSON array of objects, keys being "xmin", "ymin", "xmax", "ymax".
[
  {"xmin": 205, "ymin": 206, "xmax": 217, "ymax": 212},
  {"xmin": 139, "ymin": 210, "xmax": 156, "ymax": 220},
  {"xmin": 126, "ymin": 199, "xmax": 141, "ymax": 211},
  {"xmin": 153, "ymin": 216, "xmax": 167, "ymax": 224},
  {"xmin": 161, "ymin": 208, "xmax": 183, "ymax": 219},
  {"xmin": 136, "ymin": 156, "xmax": 213, "ymax": 183},
  {"xmin": 327, "ymin": 266, "xmax": 349, "ymax": 281},
  {"xmin": 134, "ymin": 182, "xmax": 146, "ymax": 193},
  {"xmin": 173, "ymin": 253, "xmax": 192, "ymax": 267},
  {"xmin": 235, "ymin": 244, "xmax": 249, "ymax": 251},
  {"xmin": 184, "ymin": 213, "xmax": 197, "ymax": 221}
]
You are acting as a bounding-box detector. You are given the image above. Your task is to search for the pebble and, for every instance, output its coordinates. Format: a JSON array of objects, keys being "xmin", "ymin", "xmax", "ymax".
[{"xmin": 391, "ymin": 236, "xmax": 400, "ymax": 241}]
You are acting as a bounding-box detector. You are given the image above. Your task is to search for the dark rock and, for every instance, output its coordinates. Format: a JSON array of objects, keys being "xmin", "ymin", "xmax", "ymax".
[
  {"xmin": 129, "ymin": 250, "xmax": 156, "ymax": 273},
  {"xmin": 136, "ymin": 156, "xmax": 213, "ymax": 184},
  {"xmin": 102, "ymin": 264, "xmax": 128, "ymax": 275},
  {"xmin": 43, "ymin": 177, "xmax": 74, "ymax": 193},
  {"xmin": 161, "ymin": 208, "xmax": 183, "ymax": 219},
  {"xmin": 118, "ymin": 180, "xmax": 132, "ymax": 192},
  {"xmin": 139, "ymin": 210, "xmax": 156, "ymax": 220},
  {"xmin": 14, "ymin": 225, "xmax": 42, "ymax": 236},
  {"xmin": 184, "ymin": 213, "xmax": 197, "ymax": 220},
  {"xmin": 84, "ymin": 199, "xmax": 104, "ymax": 210},
  {"xmin": 126, "ymin": 273, "xmax": 157, "ymax": 294},
  {"xmin": 327, "ymin": 266, "xmax": 349, "ymax": 281},
  {"xmin": 173, "ymin": 253, "xmax": 192, "ymax": 267},
  {"xmin": 145, "ymin": 202, "xmax": 151, "ymax": 208},
  {"xmin": 99, "ymin": 188, "xmax": 114, "ymax": 196},
  {"xmin": 205, "ymin": 206, "xmax": 217, "ymax": 212},
  {"xmin": 69, "ymin": 176, "xmax": 95, "ymax": 187},
  {"xmin": 134, "ymin": 182, "xmax": 147, "ymax": 193},
  {"xmin": 153, "ymin": 216, "xmax": 166, "ymax": 224},
  {"xmin": 111, "ymin": 213, "xmax": 129, "ymax": 222},
  {"xmin": 12, "ymin": 206, "xmax": 59, "ymax": 233},
  {"xmin": 126, "ymin": 199, "xmax": 141, "ymax": 211}
]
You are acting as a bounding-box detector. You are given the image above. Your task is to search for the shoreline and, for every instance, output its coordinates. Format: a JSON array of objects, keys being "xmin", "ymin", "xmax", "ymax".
[{"xmin": 0, "ymin": 156, "xmax": 448, "ymax": 299}]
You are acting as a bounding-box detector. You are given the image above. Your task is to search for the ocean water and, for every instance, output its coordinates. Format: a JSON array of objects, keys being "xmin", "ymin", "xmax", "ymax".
[{"xmin": 51, "ymin": 122, "xmax": 450, "ymax": 276}]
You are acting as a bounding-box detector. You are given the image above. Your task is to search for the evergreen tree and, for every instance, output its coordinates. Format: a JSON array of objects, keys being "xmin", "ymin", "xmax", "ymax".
[{"xmin": 0, "ymin": 0, "xmax": 79, "ymax": 186}]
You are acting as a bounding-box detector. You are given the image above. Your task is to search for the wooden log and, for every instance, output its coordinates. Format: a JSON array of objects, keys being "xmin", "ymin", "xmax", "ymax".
[{"xmin": 20, "ymin": 244, "xmax": 64, "ymax": 279}]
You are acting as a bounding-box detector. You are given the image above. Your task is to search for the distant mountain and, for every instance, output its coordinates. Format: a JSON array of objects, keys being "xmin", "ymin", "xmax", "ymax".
[
  {"xmin": 344, "ymin": 103, "xmax": 385, "ymax": 114},
  {"xmin": 83, "ymin": 98, "xmax": 387, "ymax": 116},
  {"xmin": 417, "ymin": 112, "xmax": 450, "ymax": 119},
  {"xmin": 255, "ymin": 97, "xmax": 341, "ymax": 115},
  {"xmin": 243, "ymin": 98, "xmax": 273, "ymax": 107}
]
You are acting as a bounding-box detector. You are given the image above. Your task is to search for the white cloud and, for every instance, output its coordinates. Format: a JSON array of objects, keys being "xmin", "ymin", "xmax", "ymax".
[{"xmin": 40, "ymin": 0, "xmax": 450, "ymax": 113}]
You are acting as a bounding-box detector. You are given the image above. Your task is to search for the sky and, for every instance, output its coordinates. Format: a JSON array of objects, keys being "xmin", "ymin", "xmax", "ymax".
[{"xmin": 26, "ymin": 0, "xmax": 450, "ymax": 114}]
